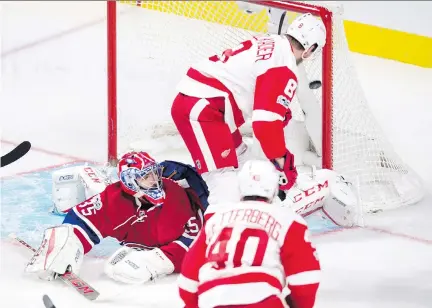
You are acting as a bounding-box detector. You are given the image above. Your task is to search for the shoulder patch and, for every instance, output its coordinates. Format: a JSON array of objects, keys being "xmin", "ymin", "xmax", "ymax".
[{"xmin": 277, "ymin": 95, "xmax": 290, "ymax": 109}]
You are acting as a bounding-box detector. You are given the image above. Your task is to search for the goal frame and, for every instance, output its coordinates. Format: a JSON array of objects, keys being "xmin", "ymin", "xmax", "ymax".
[{"xmin": 106, "ymin": 0, "xmax": 333, "ymax": 168}]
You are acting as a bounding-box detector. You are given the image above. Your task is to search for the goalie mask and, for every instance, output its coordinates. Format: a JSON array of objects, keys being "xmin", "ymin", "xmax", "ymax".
[{"xmin": 118, "ymin": 152, "xmax": 165, "ymax": 205}]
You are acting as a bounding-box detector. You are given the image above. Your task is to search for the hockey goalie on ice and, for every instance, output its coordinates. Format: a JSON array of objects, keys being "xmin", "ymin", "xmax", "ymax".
[
  {"xmin": 24, "ymin": 11, "xmax": 359, "ymax": 286},
  {"xmin": 25, "ymin": 151, "xmax": 210, "ymax": 284},
  {"xmin": 25, "ymin": 150, "xmax": 357, "ymax": 286}
]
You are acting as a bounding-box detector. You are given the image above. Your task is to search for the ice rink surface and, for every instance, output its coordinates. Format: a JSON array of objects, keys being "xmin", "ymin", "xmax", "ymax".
[{"xmin": 1, "ymin": 2, "xmax": 432, "ymax": 307}]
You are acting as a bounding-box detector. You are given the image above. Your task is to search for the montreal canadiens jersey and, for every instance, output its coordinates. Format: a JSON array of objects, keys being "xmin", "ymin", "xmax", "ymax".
[
  {"xmin": 178, "ymin": 200, "xmax": 320, "ymax": 308},
  {"xmin": 62, "ymin": 179, "xmax": 203, "ymax": 272},
  {"xmin": 176, "ymin": 34, "xmax": 299, "ymax": 159}
]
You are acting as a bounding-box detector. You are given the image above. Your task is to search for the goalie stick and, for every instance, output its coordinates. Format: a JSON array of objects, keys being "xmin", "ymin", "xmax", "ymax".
[
  {"xmin": 1, "ymin": 141, "xmax": 31, "ymax": 167},
  {"xmin": 9, "ymin": 233, "xmax": 100, "ymax": 301}
]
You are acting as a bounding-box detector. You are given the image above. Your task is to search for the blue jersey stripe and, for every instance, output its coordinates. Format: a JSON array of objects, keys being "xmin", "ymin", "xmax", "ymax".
[{"xmin": 63, "ymin": 210, "xmax": 101, "ymax": 245}]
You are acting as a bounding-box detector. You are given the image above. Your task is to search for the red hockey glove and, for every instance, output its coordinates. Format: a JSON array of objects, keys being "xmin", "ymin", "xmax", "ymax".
[
  {"xmin": 283, "ymin": 109, "xmax": 292, "ymax": 127},
  {"xmin": 271, "ymin": 151, "xmax": 297, "ymax": 191}
]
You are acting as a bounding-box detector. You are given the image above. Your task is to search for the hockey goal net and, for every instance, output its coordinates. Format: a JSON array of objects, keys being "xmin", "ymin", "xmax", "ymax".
[{"xmin": 106, "ymin": 0, "xmax": 424, "ymax": 213}]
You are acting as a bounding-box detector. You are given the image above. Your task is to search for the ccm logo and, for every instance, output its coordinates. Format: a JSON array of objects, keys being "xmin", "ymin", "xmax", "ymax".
[
  {"xmin": 293, "ymin": 180, "xmax": 328, "ymax": 203},
  {"xmin": 59, "ymin": 175, "xmax": 73, "ymax": 181},
  {"xmin": 83, "ymin": 167, "xmax": 102, "ymax": 183},
  {"xmin": 295, "ymin": 196, "xmax": 325, "ymax": 214}
]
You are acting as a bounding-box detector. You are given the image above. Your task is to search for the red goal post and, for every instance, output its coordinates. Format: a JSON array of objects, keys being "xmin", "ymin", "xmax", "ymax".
[{"xmin": 105, "ymin": 0, "xmax": 424, "ymax": 213}]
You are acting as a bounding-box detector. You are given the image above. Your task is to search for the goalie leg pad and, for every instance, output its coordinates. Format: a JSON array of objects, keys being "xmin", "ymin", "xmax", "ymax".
[
  {"xmin": 280, "ymin": 169, "xmax": 330, "ymax": 215},
  {"xmin": 322, "ymin": 175, "xmax": 358, "ymax": 227},
  {"xmin": 105, "ymin": 247, "xmax": 175, "ymax": 284},
  {"xmin": 25, "ymin": 224, "xmax": 84, "ymax": 280}
]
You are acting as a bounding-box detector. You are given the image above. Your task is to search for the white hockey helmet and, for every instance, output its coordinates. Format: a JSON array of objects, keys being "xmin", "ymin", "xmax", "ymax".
[
  {"xmin": 238, "ymin": 160, "xmax": 280, "ymax": 202},
  {"xmin": 286, "ymin": 13, "xmax": 326, "ymax": 56}
]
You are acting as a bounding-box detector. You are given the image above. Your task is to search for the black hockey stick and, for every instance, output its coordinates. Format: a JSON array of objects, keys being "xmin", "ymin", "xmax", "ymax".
[
  {"xmin": 1, "ymin": 141, "xmax": 31, "ymax": 167},
  {"xmin": 43, "ymin": 295, "xmax": 56, "ymax": 308},
  {"xmin": 278, "ymin": 189, "xmax": 287, "ymax": 201},
  {"xmin": 277, "ymin": 11, "xmax": 287, "ymax": 35}
]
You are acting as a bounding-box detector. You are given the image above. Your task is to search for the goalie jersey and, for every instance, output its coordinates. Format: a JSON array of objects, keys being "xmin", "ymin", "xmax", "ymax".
[{"xmin": 62, "ymin": 170, "xmax": 205, "ymax": 273}]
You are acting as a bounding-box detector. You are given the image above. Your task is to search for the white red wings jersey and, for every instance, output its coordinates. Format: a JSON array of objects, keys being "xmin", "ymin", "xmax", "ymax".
[
  {"xmin": 176, "ymin": 34, "xmax": 299, "ymax": 160},
  {"xmin": 178, "ymin": 200, "xmax": 321, "ymax": 308}
]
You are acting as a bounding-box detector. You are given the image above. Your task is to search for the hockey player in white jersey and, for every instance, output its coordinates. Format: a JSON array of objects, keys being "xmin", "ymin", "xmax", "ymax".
[
  {"xmin": 178, "ymin": 160, "xmax": 321, "ymax": 308},
  {"xmin": 171, "ymin": 13, "xmax": 326, "ymax": 204}
]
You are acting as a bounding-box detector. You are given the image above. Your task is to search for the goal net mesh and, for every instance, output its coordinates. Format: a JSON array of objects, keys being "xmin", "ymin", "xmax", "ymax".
[{"xmin": 112, "ymin": 1, "xmax": 424, "ymax": 213}]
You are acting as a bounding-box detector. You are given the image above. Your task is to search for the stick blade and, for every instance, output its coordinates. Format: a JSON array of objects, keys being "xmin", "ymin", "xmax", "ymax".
[
  {"xmin": 1, "ymin": 141, "xmax": 32, "ymax": 167},
  {"xmin": 60, "ymin": 271, "xmax": 100, "ymax": 301}
]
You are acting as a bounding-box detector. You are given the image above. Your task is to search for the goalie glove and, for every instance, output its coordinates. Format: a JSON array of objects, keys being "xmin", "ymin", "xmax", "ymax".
[
  {"xmin": 104, "ymin": 246, "xmax": 175, "ymax": 284},
  {"xmin": 25, "ymin": 224, "xmax": 84, "ymax": 281},
  {"xmin": 160, "ymin": 160, "xmax": 209, "ymax": 208}
]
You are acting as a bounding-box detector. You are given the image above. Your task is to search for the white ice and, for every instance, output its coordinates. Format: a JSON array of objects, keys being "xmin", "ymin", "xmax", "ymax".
[{"xmin": 1, "ymin": 2, "xmax": 432, "ymax": 308}]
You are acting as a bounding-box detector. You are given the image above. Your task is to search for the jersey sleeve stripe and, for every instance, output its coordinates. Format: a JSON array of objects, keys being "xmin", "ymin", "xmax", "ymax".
[
  {"xmin": 252, "ymin": 109, "xmax": 284, "ymax": 122},
  {"xmin": 72, "ymin": 225, "xmax": 94, "ymax": 253},
  {"xmin": 188, "ymin": 99, "xmax": 218, "ymax": 171},
  {"xmin": 182, "ymin": 233, "xmax": 198, "ymax": 240},
  {"xmin": 173, "ymin": 240, "xmax": 189, "ymax": 251},
  {"xmin": 178, "ymin": 274, "xmax": 199, "ymax": 293},
  {"xmin": 71, "ymin": 207, "xmax": 104, "ymax": 241},
  {"xmin": 72, "ymin": 224, "xmax": 95, "ymax": 248},
  {"xmin": 286, "ymin": 270, "xmax": 321, "ymax": 286},
  {"xmin": 177, "ymin": 235, "xmax": 195, "ymax": 248},
  {"xmin": 63, "ymin": 210, "xmax": 101, "ymax": 246}
]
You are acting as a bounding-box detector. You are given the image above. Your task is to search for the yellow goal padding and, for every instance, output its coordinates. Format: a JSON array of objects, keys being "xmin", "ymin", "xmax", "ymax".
[{"xmin": 120, "ymin": 1, "xmax": 432, "ymax": 68}]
